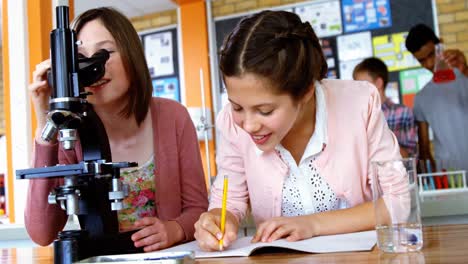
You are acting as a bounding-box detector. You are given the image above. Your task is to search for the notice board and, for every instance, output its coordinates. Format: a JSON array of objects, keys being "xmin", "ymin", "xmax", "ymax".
[
  {"xmin": 141, "ymin": 27, "xmax": 181, "ymax": 102},
  {"xmin": 214, "ymin": 0, "xmax": 436, "ymax": 107}
]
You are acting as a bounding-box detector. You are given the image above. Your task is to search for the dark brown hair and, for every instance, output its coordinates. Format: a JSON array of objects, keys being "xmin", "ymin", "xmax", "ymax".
[
  {"xmin": 219, "ymin": 10, "xmax": 327, "ymax": 101},
  {"xmin": 353, "ymin": 57, "xmax": 389, "ymax": 88},
  {"xmin": 73, "ymin": 7, "xmax": 152, "ymax": 125}
]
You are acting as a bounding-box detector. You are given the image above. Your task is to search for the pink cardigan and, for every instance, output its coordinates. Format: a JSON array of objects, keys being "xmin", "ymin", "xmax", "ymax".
[
  {"xmin": 26, "ymin": 98, "xmax": 208, "ymax": 246},
  {"xmin": 209, "ymin": 80, "xmax": 403, "ymax": 225}
]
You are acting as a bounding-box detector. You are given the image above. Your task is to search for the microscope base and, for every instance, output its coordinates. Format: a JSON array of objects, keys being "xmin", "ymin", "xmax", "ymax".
[{"xmin": 53, "ymin": 230, "xmax": 143, "ymax": 264}]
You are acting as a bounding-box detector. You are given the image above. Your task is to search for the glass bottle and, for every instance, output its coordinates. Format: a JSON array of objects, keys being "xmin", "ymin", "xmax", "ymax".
[{"xmin": 433, "ymin": 43, "xmax": 456, "ymax": 83}]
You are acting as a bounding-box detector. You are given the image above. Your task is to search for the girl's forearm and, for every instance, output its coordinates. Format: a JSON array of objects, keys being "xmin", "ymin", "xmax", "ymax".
[{"xmin": 309, "ymin": 201, "xmax": 376, "ymax": 236}]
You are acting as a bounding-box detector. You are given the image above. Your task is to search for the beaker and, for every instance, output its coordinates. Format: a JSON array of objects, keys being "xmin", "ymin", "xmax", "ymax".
[{"xmin": 433, "ymin": 43, "xmax": 456, "ymax": 83}]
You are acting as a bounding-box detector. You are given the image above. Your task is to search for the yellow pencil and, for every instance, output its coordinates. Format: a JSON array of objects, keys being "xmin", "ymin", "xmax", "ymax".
[{"xmin": 219, "ymin": 175, "xmax": 229, "ymax": 251}]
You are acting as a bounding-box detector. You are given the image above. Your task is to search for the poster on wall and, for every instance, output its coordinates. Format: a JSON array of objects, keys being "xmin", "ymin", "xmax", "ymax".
[
  {"xmin": 152, "ymin": 77, "xmax": 180, "ymax": 102},
  {"xmin": 373, "ymin": 32, "xmax": 420, "ymax": 72},
  {"xmin": 339, "ymin": 58, "xmax": 363, "ymax": 80},
  {"xmin": 144, "ymin": 31, "xmax": 175, "ymax": 78},
  {"xmin": 337, "ymin": 31, "xmax": 373, "ymax": 62},
  {"xmin": 385, "ymin": 81, "xmax": 400, "ymax": 104},
  {"xmin": 399, "ymin": 68, "xmax": 432, "ymax": 107},
  {"xmin": 320, "ymin": 38, "xmax": 339, "ymax": 79},
  {"xmin": 294, "ymin": 0, "xmax": 343, "ymax": 38},
  {"xmin": 341, "ymin": 0, "xmax": 392, "ymax": 33}
]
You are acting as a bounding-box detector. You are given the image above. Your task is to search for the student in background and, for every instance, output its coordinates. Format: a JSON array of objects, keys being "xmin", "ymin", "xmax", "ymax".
[
  {"xmin": 405, "ymin": 24, "xmax": 468, "ymax": 169},
  {"xmin": 26, "ymin": 8, "xmax": 208, "ymax": 252},
  {"xmin": 194, "ymin": 10, "xmax": 403, "ymax": 251},
  {"xmin": 353, "ymin": 57, "xmax": 417, "ymax": 158}
]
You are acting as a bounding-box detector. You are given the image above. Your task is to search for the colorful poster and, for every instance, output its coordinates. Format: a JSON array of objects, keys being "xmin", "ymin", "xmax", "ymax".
[
  {"xmin": 337, "ymin": 31, "xmax": 373, "ymax": 61},
  {"xmin": 144, "ymin": 31, "xmax": 174, "ymax": 78},
  {"xmin": 385, "ymin": 81, "xmax": 400, "ymax": 104},
  {"xmin": 295, "ymin": 0, "xmax": 343, "ymax": 38},
  {"xmin": 339, "ymin": 59, "xmax": 363, "ymax": 80},
  {"xmin": 152, "ymin": 77, "xmax": 180, "ymax": 102},
  {"xmin": 320, "ymin": 38, "xmax": 339, "ymax": 79},
  {"xmin": 399, "ymin": 68, "xmax": 432, "ymax": 108},
  {"xmin": 373, "ymin": 32, "xmax": 420, "ymax": 72},
  {"xmin": 342, "ymin": 0, "xmax": 392, "ymax": 33}
]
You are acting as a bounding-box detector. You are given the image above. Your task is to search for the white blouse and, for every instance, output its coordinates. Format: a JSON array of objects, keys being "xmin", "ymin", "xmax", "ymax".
[
  {"xmin": 278, "ymin": 147, "xmax": 339, "ymax": 216},
  {"xmin": 277, "ymin": 82, "xmax": 344, "ymax": 217}
]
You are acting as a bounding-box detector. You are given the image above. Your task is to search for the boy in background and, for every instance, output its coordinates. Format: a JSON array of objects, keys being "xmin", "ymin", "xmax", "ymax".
[
  {"xmin": 353, "ymin": 57, "xmax": 417, "ymax": 158},
  {"xmin": 406, "ymin": 24, "xmax": 468, "ymax": 169}
]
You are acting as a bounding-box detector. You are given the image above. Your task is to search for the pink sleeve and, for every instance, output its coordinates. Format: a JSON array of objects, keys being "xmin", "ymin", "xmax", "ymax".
[
  {"xmin": 209, "ymin": 106, "xmax": 249, "ymax": 223},
  {"xmin": 25, "ymin": 141, "xmax": 78, "ymax": 246},
  {"xmin": 365, "ymin": 82, "xmax": 401, "ymax": 163},
  {"xmin": 364, "ymin": 83, "xmax": 410, "ymax": 222},
  {"xmin": 171, "ymin": 109, "xmax": 209, "ymax": 241}
]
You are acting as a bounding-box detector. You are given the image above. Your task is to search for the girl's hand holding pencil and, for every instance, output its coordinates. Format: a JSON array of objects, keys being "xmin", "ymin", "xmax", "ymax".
[
  {"xmin": 194, "ymin": 208, "xmax": 239, "ymax": 251},
  {"xmin": 194, "ymin": 175, "xmax": 239, "ymax": 252}
]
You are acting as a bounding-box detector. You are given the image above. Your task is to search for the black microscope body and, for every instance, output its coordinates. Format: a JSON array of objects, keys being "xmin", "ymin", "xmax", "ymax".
[{"xmin": 16, "ymin": 5, "xmax": 140, "ymax": 263}]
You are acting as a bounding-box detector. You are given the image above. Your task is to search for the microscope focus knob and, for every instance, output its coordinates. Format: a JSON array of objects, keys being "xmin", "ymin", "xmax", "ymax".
[
  {"xmin": 48, "ymin": 193, "xmax": 58, "ymax": 204},
  {"xmin": 109, "ymin": 188, "xmax": 125, "ymax": 211},
  {"xmin": 111, "ymin": 201, "xmax": 124, "ymax": 211},
  {"xmin": 108, "ymin": 190, "xmax": 125, "ymax": 200}
]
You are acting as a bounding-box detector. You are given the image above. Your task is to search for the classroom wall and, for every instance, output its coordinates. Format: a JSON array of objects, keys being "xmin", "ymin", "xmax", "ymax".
[
  {"xmin": 437, "ymin": 0, "xmax": 468, "ymax": 55},
  {"xmin": 129, "ymin": 0, "xmax": 308, "ymax": 32},
  {"xmin": 211, "ymin": 0, "xmax": 308, "ymax": 16},
  {"xmin": 130, "ymin": 9, "xmax": 178, "ymax": 31},
  {"xmin": 211, "ymin": 0, "xmax": 468, "ymax": 57}
]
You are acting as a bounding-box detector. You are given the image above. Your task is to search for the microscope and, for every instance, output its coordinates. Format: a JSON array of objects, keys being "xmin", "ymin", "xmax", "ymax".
[{"xmin": 16, "ymin": 4, "xmax": 139, "ymax": 263}]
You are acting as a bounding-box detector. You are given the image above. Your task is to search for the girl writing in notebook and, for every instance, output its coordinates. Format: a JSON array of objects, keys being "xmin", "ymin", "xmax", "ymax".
[{"xmin": 194, "ymin": 10, "xmax": 402, "ymax": 251}]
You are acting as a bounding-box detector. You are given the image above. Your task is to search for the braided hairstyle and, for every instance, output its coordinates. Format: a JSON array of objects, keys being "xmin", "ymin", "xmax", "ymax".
[{"xmin": 219, "ymin": 10, "xmax": 327, "ymax": 101}]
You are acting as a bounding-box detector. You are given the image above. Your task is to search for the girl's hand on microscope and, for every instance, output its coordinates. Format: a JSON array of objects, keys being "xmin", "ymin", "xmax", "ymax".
[
  {"xmin": 131, "ymin": 217, "xmax": 185, "ymax": 252},
  {"xmin": 29, "ymin": 59, "xmax": 52, "ymax": 134}
]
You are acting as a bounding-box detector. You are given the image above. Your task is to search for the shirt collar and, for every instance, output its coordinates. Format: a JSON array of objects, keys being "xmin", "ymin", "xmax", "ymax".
[
  {"xmin": 254, "ymin": 81, "xmax": 328, "ymax": 157},
  {"xmin": 299, "ymin": 80, "xmax": 328, "ymax": 159}
]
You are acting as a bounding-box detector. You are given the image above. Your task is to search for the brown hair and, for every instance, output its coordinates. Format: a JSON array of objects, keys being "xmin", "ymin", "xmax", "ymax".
[
  {"xmin": 219, "ymin": 10, "xmax": 327, "ymax": 101},
  {"xmin": 73, "ymin": 7, "xmax": 152, "ymax": 125},
  {"xmin": 353, "ymin": 57, "xmax": 389, "ymax": 88}
]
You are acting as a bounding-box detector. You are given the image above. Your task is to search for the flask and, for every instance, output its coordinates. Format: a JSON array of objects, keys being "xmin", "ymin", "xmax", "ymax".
[{"xmin": 433, "ymin": 43, "xmax": 456, "ymax": 83}]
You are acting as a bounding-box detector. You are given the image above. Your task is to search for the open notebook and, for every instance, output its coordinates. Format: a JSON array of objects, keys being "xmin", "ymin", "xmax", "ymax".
[
  {"xmin": 78, "ymin": 231, "xmax": 377, "ymax": 262},
  {"xmin": 160, "ymin": 230, "xmax": 377, "ymax": 258}
]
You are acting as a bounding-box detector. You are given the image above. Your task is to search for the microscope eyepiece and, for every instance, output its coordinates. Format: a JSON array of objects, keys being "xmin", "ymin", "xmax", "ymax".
[{"xmin": 78, "ymin": 49, "xmax": 110, "ymax": 88}]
